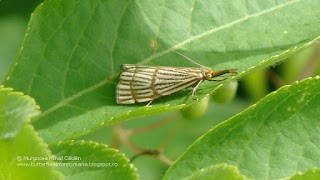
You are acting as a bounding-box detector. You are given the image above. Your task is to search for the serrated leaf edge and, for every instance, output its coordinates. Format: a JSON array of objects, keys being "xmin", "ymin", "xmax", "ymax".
[
  {"xmin": 54, "ymin": 140, "xmax": 139, "ymax": 180},
  {"xmin": 0, "ymin": 85, "xmax": 41, "ymax": 139},
  {"xmin": 24, "ymin": 123, "xmax": 65, "ymax": 178}
]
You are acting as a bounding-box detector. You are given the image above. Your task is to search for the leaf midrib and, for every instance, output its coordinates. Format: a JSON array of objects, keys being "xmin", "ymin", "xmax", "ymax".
[{"xmin": 32, "ymin": 0, "xmax": 300, "ymax": 122}]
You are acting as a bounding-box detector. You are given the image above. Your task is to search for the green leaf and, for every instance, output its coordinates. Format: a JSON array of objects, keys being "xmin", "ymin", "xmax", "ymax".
[
  {"xmin": 0, "ymin": 124, "xmax": 64, "ymax": 179},
  {"xmin": 4, "ymin": 0, "xmax": 320, "ymax": 144},
  {"xmin": 163, "ymin": 76, "xmax": 320, "ymax": 180},
  {"xmin": 0, "ymin": 86, "xmax": 62, "ymax": 178},
  {"xmin": 50, "ymin": 140, "xmax": 138, "ymax": 180},
  {"xmin": 289, "ymin": 168, "xmax": 320, "ymax": 180},
  {"xmin": 0, "ymin": 86, "xmax": 40, "ymax": 139},
  {"xmin": 183, "ymin": 164, "xmax": 250, "ymax": 180}
]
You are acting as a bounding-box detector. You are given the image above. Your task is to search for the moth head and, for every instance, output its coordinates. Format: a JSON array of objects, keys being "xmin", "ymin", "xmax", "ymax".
[{"xmin": 204, "ymin": 69, "xmax": 213, "ymax": 80}]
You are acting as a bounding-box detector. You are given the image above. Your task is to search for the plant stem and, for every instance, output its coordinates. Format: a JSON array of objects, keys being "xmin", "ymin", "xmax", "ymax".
[
  {"xmin": 297, "ymin": 43, "xmax": 320, "ymax": 80},
  {"xmin": 111, "ymin": 124, "xmax": 122, "ymax": 149},
  {"xmin": 158, "ymin": 118, "xmax": 184, "ymax": 152},
  {"xmin": 267, "ymin": 70, "xmax": 286, "ymax": 88},
  {"xmin": 117, "ymin": 113, "xmax": 183, "ymax": 165},
  {"xmin": 128, "ymin": 113, "xmax": 179, "ymax": 135}
]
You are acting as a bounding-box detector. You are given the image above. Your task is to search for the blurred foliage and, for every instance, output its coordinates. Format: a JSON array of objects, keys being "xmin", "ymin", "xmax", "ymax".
[
  {"xmin": 281, "ymin": 45, "xmax": 320, "ymax": 83},
  {"xmin": 239, "ymin": 44, "xmax": 320, "ymax": 102},
  {"xmin": 0, "ymin": 0, "xmax": 43, "ymax": 18},
  {"xmin": 0, "ymin": 0, "xmax": 43, "ymax": 83},
  {"xmin": 0, "ymin": 16, "xmax": 26, "ymax": 83},
  {"xmin": 241, "ymin": 69, "xmax": 269, "ymax": 101},
  {"xmin": 211, "ymin": 81, "xmax": 238, "ymax": 104}
]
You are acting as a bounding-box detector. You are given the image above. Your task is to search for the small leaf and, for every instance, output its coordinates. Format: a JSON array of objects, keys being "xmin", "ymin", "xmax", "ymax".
[
  {"xmin": 4, "ymin": 0, "xmax": 320, "ymax": 144},
  {"xmin": 50, "ymin": 140, "xmax": 138, "ymax": 180},
  {"xmin": 0, "ymin": 124, "xmax": 63, "ymax": 179},
  {"xmin": 0, "ymin": 87, "xmax": 62, "ymax": 178},
  {"xmin": 183, "ymin": 164, "xmax": 250, "ymax": 180},
  {"xmin": 0, "ymin": 86, "xmax": 40, "ymax": 139},
  {"xmin": 163, "ymin": 76, "xmax": 320, "ymax": 180},
  {"xmin": 0, "ymin": 124, "xmax": 63, "ymax": 178}
]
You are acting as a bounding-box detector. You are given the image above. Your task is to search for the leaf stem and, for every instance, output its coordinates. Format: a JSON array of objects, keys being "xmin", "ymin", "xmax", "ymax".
[
  {"xmin": 158, "ymin": 118, "xmax": 184, "ymax": 152},
  {"xmin": 267, "ymin": 70, "xmax": 286, "ymax": 88},
  {"xmin": 128, "ymin": 113, "xmax": 179, "ymax": 135},
  {"xmin": 111, "ymin": 124, "xmax": 122, "ymax": 149}
]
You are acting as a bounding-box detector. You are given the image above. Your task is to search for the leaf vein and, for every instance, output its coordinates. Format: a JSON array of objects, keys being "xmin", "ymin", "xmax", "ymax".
[
  {"xmin": 61, "ymin": 1, "xmax": 100, "ymax": 99},
  {"xmin": 109, "ymin": 0, "xmax": 130, "ymax": 74},
  {"xmin": 140, "ymin": 0, "xmax": 300, "ymax": 65},
  {"xmin": 27, "ymin": 0, "xmax": 82, "ymax": 95}
]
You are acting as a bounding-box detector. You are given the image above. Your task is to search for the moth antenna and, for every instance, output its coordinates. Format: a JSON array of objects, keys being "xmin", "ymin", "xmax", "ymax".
[{"xmin": 173, "ymin": 50, "xmax": 210, "ymax": 69}]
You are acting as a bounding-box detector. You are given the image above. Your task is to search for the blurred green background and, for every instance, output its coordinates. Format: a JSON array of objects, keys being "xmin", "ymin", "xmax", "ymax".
[
  {"xmin": 1, "ymin": 0, "xmax": 320, "ymax": 180},
  {"xmin": 0, "ymin": 0, "xmax": 44, "ymax": 83}
]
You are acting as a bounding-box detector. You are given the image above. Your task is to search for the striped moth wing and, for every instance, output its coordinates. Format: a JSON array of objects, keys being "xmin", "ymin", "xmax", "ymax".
[{"xmin": 117, "ymin": 64, "xmax": 203, "ymax": 104}]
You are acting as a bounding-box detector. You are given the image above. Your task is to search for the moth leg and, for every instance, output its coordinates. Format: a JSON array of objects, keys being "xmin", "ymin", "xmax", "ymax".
[
  {"xmin": 146, "ymin": 100, "xmax": 153, "ymax": 106},
  {"xmin": 191, "ymin": 80, "xmax": 203, "ymax": 100}
]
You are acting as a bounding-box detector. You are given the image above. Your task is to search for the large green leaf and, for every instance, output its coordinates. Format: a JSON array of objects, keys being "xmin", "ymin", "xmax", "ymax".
[
  {"xmin": 4, "ymin": 0, "xmax": 320, "ymax": 144},
  {"xmin": 163, "ymin": 76, "xmax": 320, "ymax": 180},
  {"xmin": 50, "ymin": 141, "xmax": 138, "ymax": 180}
]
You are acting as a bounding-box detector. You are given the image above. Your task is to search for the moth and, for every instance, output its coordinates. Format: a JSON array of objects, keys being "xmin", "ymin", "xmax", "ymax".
[{"xmin": 117, "ymin": 51, "xmax": 236, "ymax": 106}]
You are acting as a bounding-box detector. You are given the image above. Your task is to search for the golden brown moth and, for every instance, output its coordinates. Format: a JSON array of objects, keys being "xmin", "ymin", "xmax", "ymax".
[{"xmin": 116, "ymin": 52, "xmax": 236, "ymax": 106}]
